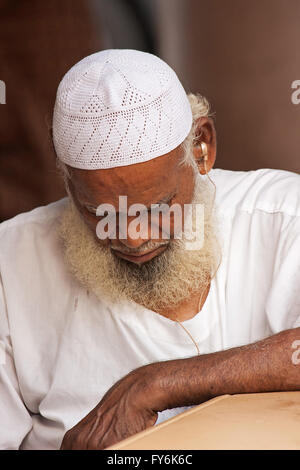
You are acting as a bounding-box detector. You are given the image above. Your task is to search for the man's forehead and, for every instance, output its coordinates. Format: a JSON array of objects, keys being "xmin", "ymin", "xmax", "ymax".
[{"xmin": 68, "ymin": 146, "xmax": 182, "ymax": 205}]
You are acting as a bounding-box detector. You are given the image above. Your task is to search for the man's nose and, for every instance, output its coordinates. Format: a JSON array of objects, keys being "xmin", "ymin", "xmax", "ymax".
[{"xmin": 115, "ymin": 214, "xmax": 151, "ymax": 250}]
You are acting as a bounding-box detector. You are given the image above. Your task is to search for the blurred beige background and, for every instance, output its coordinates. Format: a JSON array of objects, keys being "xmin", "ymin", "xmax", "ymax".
[{"xmin": 0, "ymin": 0, "xmax": 299, "ymax": 221}]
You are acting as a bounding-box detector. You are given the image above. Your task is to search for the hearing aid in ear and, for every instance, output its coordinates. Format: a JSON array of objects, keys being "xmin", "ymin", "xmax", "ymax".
[{"xmin": 200, "ymin": 142, "xmax": 208, "ymax": 161}]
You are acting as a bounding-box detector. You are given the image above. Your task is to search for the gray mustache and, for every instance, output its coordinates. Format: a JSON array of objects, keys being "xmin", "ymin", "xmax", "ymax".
[{"xmin": 110, "ymin": 240, "xmax": 169, "ymax": 255}]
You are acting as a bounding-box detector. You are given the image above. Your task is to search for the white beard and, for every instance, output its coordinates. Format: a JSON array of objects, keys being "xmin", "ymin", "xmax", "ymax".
[{"xmin": 59, "ymin": 173, "xmax": 221, "ymax": 312}]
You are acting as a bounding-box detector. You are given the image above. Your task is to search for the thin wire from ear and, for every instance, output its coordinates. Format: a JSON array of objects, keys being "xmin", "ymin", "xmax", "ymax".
[
  {"xmin": 203, "ymin": 158, "xmax": 222, "ymax": 286},
  {"xmin": 203, "ymin": 158, "xmax": 217, "ymax": 207}
]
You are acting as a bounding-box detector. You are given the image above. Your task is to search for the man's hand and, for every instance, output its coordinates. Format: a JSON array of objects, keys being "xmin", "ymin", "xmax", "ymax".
[
  {"xmin": 61, "ymin": 327, "xmax": 300, "ymax": 449},
  {"xmin": 60, "ymin": 367, "xmax": 159, "ymax": 450}
]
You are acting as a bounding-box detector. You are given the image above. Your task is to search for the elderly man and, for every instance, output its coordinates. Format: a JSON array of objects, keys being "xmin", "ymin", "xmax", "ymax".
[{"xmin": 0, "ymin": 49, "xmax": 299, "ymax": 450}]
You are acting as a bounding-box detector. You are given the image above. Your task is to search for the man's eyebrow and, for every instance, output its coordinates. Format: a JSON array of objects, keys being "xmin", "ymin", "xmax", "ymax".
[
  {"xmin": 147, "ymin": 191, "xmax": 177, "ymax": 209},
  {"xmin": 79, "ymin": 191, "xmax": 177, "ymax": 213},
  {"xmin": 78, "ymin": 200, "xmax": 98, "ymax": 213}
]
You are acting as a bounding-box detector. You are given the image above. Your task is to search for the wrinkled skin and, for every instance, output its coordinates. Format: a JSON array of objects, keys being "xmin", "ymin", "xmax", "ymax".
[
  {"xmin": 60, "ymin": 366, "xmax": 160, "ymax": 450},
  {"xmin": 60, "ymin": 327, "xmax": 300, "ymax": 449}
]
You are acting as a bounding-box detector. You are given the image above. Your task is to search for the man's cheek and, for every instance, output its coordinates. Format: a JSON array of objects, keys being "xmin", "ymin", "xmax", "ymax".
[{"xmin": 81, "ymin": 214, "xmax": 109, "ymax": 246}]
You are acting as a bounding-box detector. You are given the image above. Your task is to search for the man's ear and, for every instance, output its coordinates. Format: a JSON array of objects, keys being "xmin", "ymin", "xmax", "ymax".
[{"xmin": 192, "ymin": 117, "xmax": 217, "ymax": 175}]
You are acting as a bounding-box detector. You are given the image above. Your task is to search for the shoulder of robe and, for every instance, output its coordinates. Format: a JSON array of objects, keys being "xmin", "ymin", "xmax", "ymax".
[
  {"xmin": 210, "ymin": 168, "xmax": 300, "ymax": 217},
  {"xmin": 0, "ymin": 198, "xmax": 68, "ymax": 238}
]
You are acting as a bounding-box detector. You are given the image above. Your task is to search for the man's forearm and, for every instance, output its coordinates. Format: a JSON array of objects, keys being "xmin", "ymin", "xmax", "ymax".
[
  {"xmin": 60, "ymin": 327, "xmax": 300, "ymax": 449},
  {"xmin": 148, "ymin": 327, "xmax": 300, "ymax": 411}
]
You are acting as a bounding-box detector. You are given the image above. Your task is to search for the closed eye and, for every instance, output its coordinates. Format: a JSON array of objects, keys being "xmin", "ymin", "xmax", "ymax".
[{"xmin": 84, "ymin": 204, "xmax": 97, "ymax": 215}]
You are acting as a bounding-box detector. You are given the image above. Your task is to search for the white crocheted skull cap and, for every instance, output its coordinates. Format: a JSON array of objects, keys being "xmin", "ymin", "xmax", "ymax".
[{"xmin": 52, "ymin": 49, "xmax": 193, "ymax": 169}]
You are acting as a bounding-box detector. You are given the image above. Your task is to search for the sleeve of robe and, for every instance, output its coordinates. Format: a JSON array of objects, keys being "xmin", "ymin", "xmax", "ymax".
[
  {"xmin": 0, "ymin": 274, "xmax": 32, "ymax": 449},
  {"xmin": 265, "ymin": 212, "xmax": 300, "ymax": 332}
]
